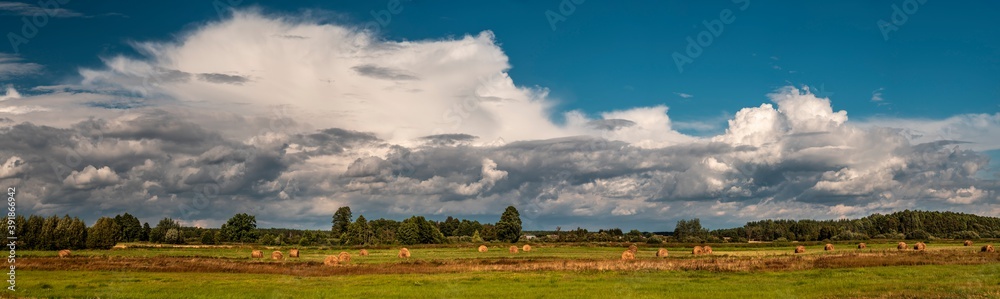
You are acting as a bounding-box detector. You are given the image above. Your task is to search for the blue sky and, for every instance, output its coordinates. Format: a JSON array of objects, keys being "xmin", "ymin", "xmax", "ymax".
[
  {"xmin": 6, "ymin": 1, "xmax": 999, "ymax": 131},
  {"xmin": 0, "ymin": 0, "xmax": 998, "ymax": 230}
]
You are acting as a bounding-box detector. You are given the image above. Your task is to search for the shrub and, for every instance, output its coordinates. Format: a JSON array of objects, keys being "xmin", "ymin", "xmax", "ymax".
[
  {"xmin": 681, "ymin": 236, "xmax": 704, "ymax": 243},
  {"xmin": 164, "ymin": 228, "xmax": 185, "ymax": 244},
  {"xmin": 905, "ymin": 230, "xmax": 932, "ymax": 240},
  {"xmin": 874, "ymin": 232, "xmax": 905, "ymax": 240},
  {"xmin": 952, "ymin": 231, "xmax": 980, "ymax": 240},
  {"xmin": 259, "ymin": 233, "xmax": 276, "ymax": 245},
  {"xmin": 201, "ymin": 231, "xmax": 216, "ymax": 245},
  {"xmin": 832, "ymin": 231, "xmax": 870, "ymax": 241}
]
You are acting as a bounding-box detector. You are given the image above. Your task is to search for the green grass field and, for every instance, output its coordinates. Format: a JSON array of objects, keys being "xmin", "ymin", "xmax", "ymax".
[
  {"xmin": 15, "ymin": 264, "xmax": 1000, "ymax": 298},
  {"xmin": 16, "ymin": 240, "xmax": 979, "ymax": 263},
  {"xmin": 10, "ymin": 240, "xmax": 1000, "ymax": 298}
]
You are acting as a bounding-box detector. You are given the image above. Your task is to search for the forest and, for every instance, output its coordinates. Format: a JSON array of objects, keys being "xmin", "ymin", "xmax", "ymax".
[{"xmin": 10, "ymin": 208, "xmax": 1000, "ymax": 250}]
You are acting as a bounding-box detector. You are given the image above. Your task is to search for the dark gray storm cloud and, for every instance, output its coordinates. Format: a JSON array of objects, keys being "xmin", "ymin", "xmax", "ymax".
[
  {"xmin": 351, "ymin": 64, "xmax": 419, "ymax": 81},
  {"xmin": 0, "ymin": 98, "xmax": 998, "ymax": 230},
  {"xmin": 588, "ymin": 119, "xmax": 636, "ymax": 131},
  {"xmin": 197, "ymin": 73, "xmax": 251, "ymax": 85},
  {"xmin": 419, "ymin": 134, "xmax": 478, "ymax": 146}
]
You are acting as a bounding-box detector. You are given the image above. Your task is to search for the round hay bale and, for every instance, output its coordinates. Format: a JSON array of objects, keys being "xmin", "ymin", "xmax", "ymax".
[
  {"xmin": 359, "ymin": 249, "xmax": 369, "ymax": 256},
  {"xmin": 628, "ymin": 244, "xmax": 638, "ymax": 253},
  {"xmin": 913, "ymin": 242, "xmax": 926, "ymax": 251},
  {"xmin": 857, "ymin": 243, "xmax": 866, "ymax": 249},
  {"xmin": 824, "ymin": 244, "xmax": 834, "ymax": 251},
  {"xmin": 794, "ymin": 246, "xmax": 806, "ymax": 254},
  {"xmin": 323, "ymin": 255, "xmax": 339, "ymax": 266},
  {"xmin": 289, "ymin": 249, "xmax": 300, "ymax": 258},
  {"xmin": 398, "ymin": 248, "xmax": 410, "ymax": 259},
  {"xmin": 692, "ymin": 246, "xmax": 704, "ymax": 255},
  {"xmin": 897, "ymin": 242, "xmax": 907, "ymax": 251},
  {"xmin": 251, "ymin": 250, "xmax": 263, "ymax": 258},
  {"xmin": 522, "ymin": 244, "xmax": 531, "ymax": 252},
  {"xmin": 338, "ymin": 252, "xmax": 351, "ymax": 263},
  {"xmin": 982, "ymin": 245, "xmax": 995, "ymax": 253},
  {"xmin": 478, "ymin": 245, "xmax": 488, "ymax": 253},
  {"xmin": 509, "ymin": 245, "xmax": 519, "ymax": 254},
  {"xmin": 703, "ymin": 246, "xmax": 713, "ymax": 254},
  {"xmin": 621, "ymin": 250, "xmax": 635, "ymax": 260},
  {"xmin": 58, "ymin": 249, "xmax": 71, "ymax": 258},
  {"xmin": 656, "ymin": 248, "xmax": 668, "ymax": 258},
  {"xmin": 271, "ymin": 251, "xmax": 283, "ymax": 260},
  {"xmin": 964, "ymin": 240, "xmax": 973, "ymax": 246}
]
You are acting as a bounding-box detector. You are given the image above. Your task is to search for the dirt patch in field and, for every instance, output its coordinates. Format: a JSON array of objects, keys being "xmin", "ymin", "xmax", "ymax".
[{"xmin": 19, "ymin": 249, "xmax": 1000, "ymax": 277}]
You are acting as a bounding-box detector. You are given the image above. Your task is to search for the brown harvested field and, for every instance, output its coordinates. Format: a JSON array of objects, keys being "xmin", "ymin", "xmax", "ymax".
[{"xmin": 19, "ymin": 248, "xmax": 1000, "ymax": 276}]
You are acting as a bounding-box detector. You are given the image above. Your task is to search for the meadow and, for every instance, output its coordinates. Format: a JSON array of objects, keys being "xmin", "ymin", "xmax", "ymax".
[{"xmin": 12, "ymin": 240, "xmax": 1000, "ymax": 298}]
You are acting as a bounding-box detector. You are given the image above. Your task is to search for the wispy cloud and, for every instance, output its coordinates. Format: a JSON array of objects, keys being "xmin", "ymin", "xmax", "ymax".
[
  {"xmin": 871, "ymin": 87, "xmax": 884, "ymax": 102},
  {"xmin": 674, "ymin": 92, "xmax": 693, "ymax": 99},
  {"xmin": 0, "ymin": 1, "xmax": 82, "ymax": 17},
  {"xmin": 0, "ymin": 53, "xmax": 41, "ymax": 79}
]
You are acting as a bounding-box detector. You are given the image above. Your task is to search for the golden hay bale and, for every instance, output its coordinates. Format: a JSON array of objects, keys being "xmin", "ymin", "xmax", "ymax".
[
  {"xmin": 656, "ymin": 248, "xmax": 668, "ymax": 257},
  {"xmin": 478, "ymin": 245, "xmax": 488, "ymax": 253},
  {"xmin": 794, "ymin": 246, "xmax": 806, "ymax": 254},
  {"xmin": 857, "ymin": 243, "xmax": 867, "ymax": 249},
  {"xmin": 359, "ymin": 249, "xmax": 369, "ymax": 256},
  {"xmin": 522, "ymin": 244, "xmax": 532, "ymax": 252},
  {"xmin": 703, "ymin": 246, "xmax": 713, "ymax": 254},
  {"xmin": 914, "ymin": 242, "xmax": 926, "ymax": 251},
  {"xmin": 271, "ymin": 251, "xmax": 283, "ymax": 260},
  {"xmin": 628, "ymin": 244, "xmax": 638, "ymax": 253},
  {"xmin": 897, "ymin": 242, "xmax": 907, "ymax": 250},
  {"xmin": 251, "ymin": 250, "xmax": 263, "ymax": 258},
  {"xmin": 509, "ymin": 245, "xmax": 519, "ymax": 254},
  {"xmin": 58, "ymin": 249, "xmax": 71, "ymax": 258},
  {"xmin": 323, "ymin": 255, "xmax": 339, "ymax": 266},
  {"xmin": 964, "ymin": 240, "xmax": 973, "ymax": 246},
  {"xmin": 398, "ymin": 248, "xmax": 411, "ymax": 258},
  {"xmin": 289, "ymin": 249, "xmax": 300, "ymax": 258},
  {"xmin": 621, "ymin": 250, "xmax": 635, "ymax": 260},
  {"xmin": 692, "ymin": 246, "xmax": 704, "ymax": 255},
  {"xmin": 982, "ymin": 245, "xmax": 995, "ymax": 253},
  {"xmin": 824, "ymin": 244, "xmax": 834, "ymax": 251},
  {"xmin": 338, "ymin": 252, "xmax": 351, "ymax": 263}
]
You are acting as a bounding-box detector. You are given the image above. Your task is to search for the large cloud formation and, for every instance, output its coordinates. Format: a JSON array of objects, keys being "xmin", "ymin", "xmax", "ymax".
[{"xmin": 0, "ymin": 12, "xmax": 997, "ymax": 230}]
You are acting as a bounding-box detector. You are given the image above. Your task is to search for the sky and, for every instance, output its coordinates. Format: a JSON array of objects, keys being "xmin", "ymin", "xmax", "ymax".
[{"xmin": 0, "ymin": 0, "xmax": 998, "ymax": 231}]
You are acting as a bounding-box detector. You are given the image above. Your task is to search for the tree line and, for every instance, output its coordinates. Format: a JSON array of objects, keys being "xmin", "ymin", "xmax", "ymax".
[
  {"xmin": 330, "ymin": 205, "xmax": 523, "ymax": 245},
  {"xmin": 14, "ymin": 208, "xmax": 999, "ymax": 250},
  {"xmin": 711, "ymin": 210, "xmax": 1000, "ymax": 242},
  {"xmin": 11, "ymin": 212, "xmax": 264, "ymax": 250}
]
